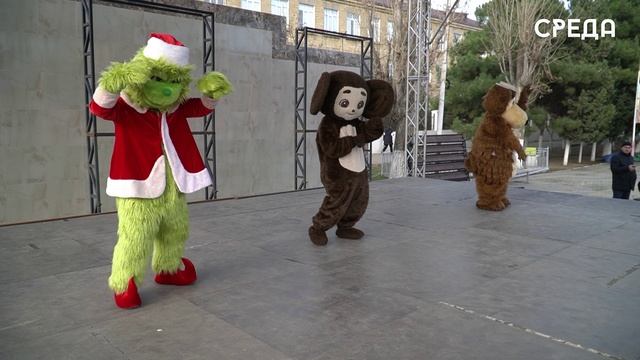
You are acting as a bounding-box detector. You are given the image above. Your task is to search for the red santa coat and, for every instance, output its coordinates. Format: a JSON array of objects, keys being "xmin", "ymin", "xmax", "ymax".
[{"xmin": 89, "ymin": 86, "xmax": 215, "ymax": 198}]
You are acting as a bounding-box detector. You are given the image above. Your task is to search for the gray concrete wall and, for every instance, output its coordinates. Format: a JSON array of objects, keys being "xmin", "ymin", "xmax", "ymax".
[{"xmin": 0, "ymin": 0, "xmax": 363, "ymax": 224}]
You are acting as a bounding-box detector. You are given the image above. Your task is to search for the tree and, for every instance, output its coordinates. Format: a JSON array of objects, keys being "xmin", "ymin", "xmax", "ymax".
[
  {"xmin": 384, "ymin": 0, "xmax": 452, "ymax": 149},
  {"xmin": 539, "ymin": 0, "xmax": 639, "ymax": 162},
  {"xmin": 527, "ymin": 105, "xmax": 550, "ymax": 149},
  {"xmin": 484, "ymin": 0, "xmax": 567, "ymax": 99},
  {"xmin": 385, "ymin": 0, "xmax": 409, "ymax": 150},
  {"xmin": 446, "ymin": 27, "xmax": 503, "ymax": 137}
]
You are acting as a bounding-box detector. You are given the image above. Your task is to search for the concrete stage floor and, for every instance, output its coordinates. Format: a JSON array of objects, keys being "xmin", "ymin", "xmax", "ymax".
[{"xmin": 1, "ymin": 178, "xmax": 639, "ymax": 360}]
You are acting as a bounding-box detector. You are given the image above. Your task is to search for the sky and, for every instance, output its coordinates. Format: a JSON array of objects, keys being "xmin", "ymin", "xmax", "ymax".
[
  {"xmin": 430, "ymin": 0, "xmax": 571, "ymax": 20},
  {"xmin": 430, "ymin": 0, "xmax": 490, "ymax": 20}
]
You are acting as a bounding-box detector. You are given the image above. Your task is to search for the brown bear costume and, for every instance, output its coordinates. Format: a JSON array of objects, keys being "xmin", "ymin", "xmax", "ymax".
[
  {"xmin": 465, "ymin": 82, "xmax": 530, "ymax": 211},
  {"xmin": 308, "ymin": 71, "xmax": 395, "ymax": 246}
]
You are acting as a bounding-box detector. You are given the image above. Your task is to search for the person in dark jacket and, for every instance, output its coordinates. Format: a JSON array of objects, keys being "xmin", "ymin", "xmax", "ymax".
[
  {"xmin": 610, "ymin": 141, "xmax": 637, "ymax": 199},
  {"xmin": 382, "ymin": 127, "xmax": 394, "ymax": 152}
]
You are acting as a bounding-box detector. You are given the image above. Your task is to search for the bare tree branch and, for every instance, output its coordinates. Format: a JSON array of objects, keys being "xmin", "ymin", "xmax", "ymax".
[{"xmin": 486, "ymin": 0, "xmax": 565, "ymax": 101}]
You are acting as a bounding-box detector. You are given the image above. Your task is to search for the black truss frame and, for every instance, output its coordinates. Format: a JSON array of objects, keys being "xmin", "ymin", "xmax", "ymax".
[
  {"xmin": 294, "ymin": 27, "xmax": 374, "ymax": 190},
  {"xmin": 81, "ymin": 0, "xmax": 217, "ymax": 213}
]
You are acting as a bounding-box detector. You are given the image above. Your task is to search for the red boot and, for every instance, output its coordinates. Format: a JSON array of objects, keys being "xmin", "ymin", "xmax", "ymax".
[
  {"xmin": 154, "ymin": 257, "xmax": 197, "ymax": 286},
  {"xmin": 114, "ymin": 277, "xmax": 141, "ymax": 309}
]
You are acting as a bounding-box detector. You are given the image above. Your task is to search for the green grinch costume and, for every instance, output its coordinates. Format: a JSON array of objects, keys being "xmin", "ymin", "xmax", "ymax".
[{"xmin": 90, "ymin": 33, "xmax": 232, "ymax": 309}]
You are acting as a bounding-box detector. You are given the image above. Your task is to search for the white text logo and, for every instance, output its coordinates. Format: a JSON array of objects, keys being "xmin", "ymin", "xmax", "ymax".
[{"xmin": 535, "ymin": 19, "xmax": 615, "ymax": 39}]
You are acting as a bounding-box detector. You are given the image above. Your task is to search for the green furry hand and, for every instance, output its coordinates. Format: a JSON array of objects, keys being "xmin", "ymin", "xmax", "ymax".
[
  {"xmin": 197, "ymin": 71, "xmax": 233, "ymax": 100},
  {"xmin": 99, "ymin": 61, "xmax": 151, "ymax": 94}
]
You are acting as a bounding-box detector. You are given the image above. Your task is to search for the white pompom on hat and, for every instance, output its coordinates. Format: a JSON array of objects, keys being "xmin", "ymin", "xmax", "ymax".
[{"xmin": 142, "ymin": 33, "xmax": 189, "ymax": 66}]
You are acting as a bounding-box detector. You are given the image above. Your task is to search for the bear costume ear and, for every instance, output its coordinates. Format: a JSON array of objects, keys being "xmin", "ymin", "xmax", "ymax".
[
  {"xmin": 363, "ymin": 79, "xmax": 395, "ymax": 118},
  {"xmin": 310, "ymin": 72, "xmax": 332, "ymax": 115},
  {"xmin": 517, "ymin": 85, "xmax": 531, "ymax": 110},
  {"xmin": 482, "ymin": 85, "xmax": 513, "ymax": 115}
]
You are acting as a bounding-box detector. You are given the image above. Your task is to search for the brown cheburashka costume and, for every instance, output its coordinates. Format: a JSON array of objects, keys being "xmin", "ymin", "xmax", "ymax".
[
  {"xmin": 308, "ymin": 71, "xmax": 395, "ymax": 246},
  {"xmin": 464, "ymin": 82, "xmax": 530, "ymax": 211}
]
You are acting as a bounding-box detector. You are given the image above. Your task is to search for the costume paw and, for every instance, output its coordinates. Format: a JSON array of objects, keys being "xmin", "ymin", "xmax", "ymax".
[
  {"xmin": 155, "ymin": 258, "xmax": 197, "ymax": 286},
  {"xmin": 99, "ymin": 61, "xmax": 150, "ymax": 93},
  {"xmin": 336, "ymin": 227, "xmax": 364, "ymax": 239},
  {"xmin": 197, "ymin": 71, "xmax": 233, "ymax": 100},
  {"xmin": 501, "ymin": 198, "xmax": 511, "ymax": 207},
  {"xmin": 114, "ymin": 277, "xmax": 141, "ymax": 309},
  {"xmin": 309, "ymin": 226, "xmax": 328, "ymax": 246}
]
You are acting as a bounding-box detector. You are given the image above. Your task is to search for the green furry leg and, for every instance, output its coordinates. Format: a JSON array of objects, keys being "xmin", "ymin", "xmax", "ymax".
[
  {"xmin": 109, "ymin": 197, "xmax": 162, "ymax": 293},
  {"xmin": 152, "ymin": 170, "xmax": 189, "ymax": 274},
  {"xmin": 109, "ymin": 162, "xmax": 190, "ymax": 292}
]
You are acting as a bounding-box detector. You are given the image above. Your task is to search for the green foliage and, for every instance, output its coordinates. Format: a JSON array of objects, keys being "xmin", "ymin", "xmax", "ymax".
[
  {"xmin": 534, "ymin": 0, "xmax": 639, "ymax": 142},
  {"xmin": 452, "ymin": 116, "xmax": 483, "ymax": 139},
  {"xmin": 444, "ymin": 28, "xmax": 503, "ymax": 137},
  {"xmin": 527, "ymin": 106, "xmax": 549, "ymax": 134},
  {"xmin": 445, "ymin": 0, "xmax": 640, "ymax": 144},
  {"xmin": 552, "ymin": 88, "xmax": 615, "ymax": 142}
]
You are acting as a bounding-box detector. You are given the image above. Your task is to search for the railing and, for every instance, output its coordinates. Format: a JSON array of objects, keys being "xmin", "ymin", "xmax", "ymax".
[{"xmin": 514, "ymin": 147, "xmax": 550, "ymax": 179}]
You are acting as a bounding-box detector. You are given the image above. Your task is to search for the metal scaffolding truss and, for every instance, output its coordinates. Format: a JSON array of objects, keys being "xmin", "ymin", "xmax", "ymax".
[
  {"xmin": 294, "ymin": 27, "xmax": 374, "ymax": 190},
  {"xmin": 81, "ymin": 0, "xmax": 216, "ymax": 213},
  {"xmin": 404, "ymin": 0, "xmax": 460, "ymax": 177}
]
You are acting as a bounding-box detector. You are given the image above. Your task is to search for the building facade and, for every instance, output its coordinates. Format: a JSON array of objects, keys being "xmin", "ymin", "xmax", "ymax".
[{"xmin": 203, "ymin": 0, "xmax": 481, "ymax": 79}]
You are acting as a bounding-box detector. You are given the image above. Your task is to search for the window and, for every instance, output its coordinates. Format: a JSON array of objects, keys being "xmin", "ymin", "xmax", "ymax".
[
  {"xmin": 387, "ymin": 21, "xmax": 394, "ymax": 42},
  {"xmin": 346, "ymin": 13, "xmax": 360, "ymax": 35},
  {"xmin": 298, "ymin": 4, "xmax": 315, "ymax": 28},
  {"xmin": 324, "ymin": 8, "xmax": 339, "ymax": 32},
  {"xmin": 204, "ymin": 0, "xmax": 224, "ymax": 4},
  {"xmin": 241, "ymin": 0, "xmax": 260, "ymax": 12},
  {"xmin": 271, "ymin": 0, "xmax": 289, "ymax": 24},
  {"xmin": 453, "ymin": 32, "xmax": 462, "ymax": 43},
  {"xmin": 370, "ymin": 17, "xmax": 381, "ymax": 42}
]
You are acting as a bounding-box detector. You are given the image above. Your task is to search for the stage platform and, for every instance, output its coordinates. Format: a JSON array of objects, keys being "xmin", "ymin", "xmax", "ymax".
[{"xmin": 1, "ymin": 178, "xmax": 639, "ymax": 360}]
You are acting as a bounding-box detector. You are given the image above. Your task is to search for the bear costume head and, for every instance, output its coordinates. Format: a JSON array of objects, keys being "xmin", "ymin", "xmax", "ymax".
[
  {"xmin": 464, "ymin": 81, "xmax": 531, "ymax": 211},
  {"xmin": 481, "ymin": 82, "xmax": 530, "ymax": 132},
  {"xmin": 310, "ymin": 71, "xmax": 395, "ymax": 120}
]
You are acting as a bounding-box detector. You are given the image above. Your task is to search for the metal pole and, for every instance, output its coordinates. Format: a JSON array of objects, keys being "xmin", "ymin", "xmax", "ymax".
[
  {"xmin": 436, "ymin": 0, "xmax": 450, "ymax": 135},
  {"xmin": 632, "ymin": 62, "xmax": 640, "ymax": 154},
  {"xmin": 303, "ymin": 27, "xmax": 308, "ymax": 189},
  {"xmin": 203, "ymin": 13, "xmax": 217, "ymax": 200},
  {"xmin": 82, "ymin": 0, "xmax": 101, "ymax": 213},
  {"xmin": 422, "ymin": 0, "xmax": 431, "ymax": 176}
]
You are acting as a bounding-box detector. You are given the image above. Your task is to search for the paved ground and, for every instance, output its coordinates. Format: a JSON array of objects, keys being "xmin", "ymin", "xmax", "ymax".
[
  {"xmin": 1, "ymin": 178, "xmax": 639, "ymax": 360},
  {"xmin": 512, "ymin": 163, "xmax": 636, "ymax": 199}
]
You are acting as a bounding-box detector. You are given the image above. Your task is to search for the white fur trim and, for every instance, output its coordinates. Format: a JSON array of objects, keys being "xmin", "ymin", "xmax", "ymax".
[
  {"xmin": 161, "ymin": 113, "xmax": 213, "ymax": 193},
  {"xmin": 106, "ymin": 156, "xmax": 166, "ymax": 198},
  {"xmin": 201, "ymin": 96, "xmax": 218, "ymax": 110},
  {"xmin": 92, "ymin": 86, "xmax": 119, "ymax": 108},
  {"xmin": 120, "ymin": 92, "xmax": 147, "ymax": 114},
  {"xmin": 338, "ymin": 124, "xmax": 366, "ymax": 173},
  {"xmin": 143, "ymin": 37, "xmax": 190, "ymax": 66}
]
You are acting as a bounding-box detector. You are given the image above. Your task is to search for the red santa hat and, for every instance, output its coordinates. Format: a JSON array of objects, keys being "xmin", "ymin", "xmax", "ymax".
[{"xmin": 142, "ymin": 33, "xmax": 189, "ymax": 66}]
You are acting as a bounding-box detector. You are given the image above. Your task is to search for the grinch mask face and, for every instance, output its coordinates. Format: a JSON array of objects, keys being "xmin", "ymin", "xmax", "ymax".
[
  {"xmin": 141, "ymin": 78, "xmax": 184, "ymax": 109},
  {"xmin": 119, "ymin": 50, "xmax": 193, "ymax": 112}
]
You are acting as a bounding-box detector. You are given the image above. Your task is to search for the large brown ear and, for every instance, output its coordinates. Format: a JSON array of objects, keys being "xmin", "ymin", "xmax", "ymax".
[
  {"xmin": 363, "ymin": 80, "xmax": 395, "ymax": 118},
  {"xmin": 310, "ymin": 72, "xmax": 331, "ymax": 115},
  {"xmin": 517, "ymin": 85, "xmax": 531, "ymax": 110}
]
